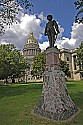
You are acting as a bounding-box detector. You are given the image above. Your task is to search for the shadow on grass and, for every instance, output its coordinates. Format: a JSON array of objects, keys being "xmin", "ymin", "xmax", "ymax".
[
  {"xmin": 0, "ymin": 82, "xmax": 83, "ymax": 106},
  {"xmin": 0, "ymin": 84, "xmax": 43, "ymax": 99}
]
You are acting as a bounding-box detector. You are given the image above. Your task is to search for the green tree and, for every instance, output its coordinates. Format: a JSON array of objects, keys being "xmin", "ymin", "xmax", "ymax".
[
  {"xmin": 32, "ymin": 52, "xmax": 70, "ymax": 78},
  {"xmin": 60, "ymin": 60, "xmax": 70, "ymax": 77},
  {"xmin": 74, "ymin": 0, "xmax": 83, "ymax": 23},
  {"xmin": 76, "ymin": 42, "xmax": 83, "ymax": 71},
  {"xmin": 0, "ymin": 44, "xmax": 29, "ymax": 83},
  {"xmin": 0, "ymin": 0, "xmax": 33, "ymax": 36},
  {"xmin": 32, "ymin": 52, "xmax": 46, "ymax": 78}
]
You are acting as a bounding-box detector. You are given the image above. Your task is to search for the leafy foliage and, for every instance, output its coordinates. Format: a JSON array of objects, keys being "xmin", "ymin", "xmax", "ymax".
[
  {"xmin": 17, "ymin": 0, "xmax": 33, "ymax": 10},
  {"xmin": 0, "ymin": 0, "xmax": 33, "ymax": 36},
  {"xmin": 32, "ymin": 51, "xmax": 70, "ymax": 78},
  {"xmin": 74, "ymin": 0, "xmax": 83, "ymax": 23},
  {"xmin": 60, "ymin": 59, "xmax": 70, "ymax": 77},
  {"xmin": 0, "ymin": 44, "xmax": 29, "ymax": 82},
  {"xmin": 32, "ymin": 52, "xmax": 46, "ymax": 77},
  {"xmin": 76, "ymin": 42, "xmax": 83, "ymax": 71}
]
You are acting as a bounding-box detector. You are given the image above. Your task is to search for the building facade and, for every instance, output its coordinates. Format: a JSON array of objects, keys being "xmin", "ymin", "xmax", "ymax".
[
  {"xmin": 23, "ymin": 32, "xmax": 41, "ymax": 82},
  {"xmin": 60, "ymin": 48, "xmax": 83, "ymax": 80},
  {"xmin": 23, "ymin": 33, "xmax": 82, "ymax": 81}
]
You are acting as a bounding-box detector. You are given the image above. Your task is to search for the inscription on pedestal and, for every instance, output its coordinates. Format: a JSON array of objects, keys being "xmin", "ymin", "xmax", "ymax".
[{"xmin": 46, "ymin": 52, "xmax": 59, "ymax": 67}]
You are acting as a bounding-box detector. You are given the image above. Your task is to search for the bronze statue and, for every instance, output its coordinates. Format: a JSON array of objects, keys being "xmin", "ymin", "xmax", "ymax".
[{"xmin": 45, "ymin": 15, "xmax": 60, "ymax": 47}]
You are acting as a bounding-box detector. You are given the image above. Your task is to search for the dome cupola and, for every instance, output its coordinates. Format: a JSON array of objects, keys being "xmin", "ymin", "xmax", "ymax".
[
  {"xmin": 25, "ymin": 32, "xmax": 38, "ymax": 45},
  {"xmin": 23, "ymin": 32, "xmax": 41, "ymax": 62}
]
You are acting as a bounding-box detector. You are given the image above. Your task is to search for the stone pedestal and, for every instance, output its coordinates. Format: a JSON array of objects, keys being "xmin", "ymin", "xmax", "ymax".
[
  {"xmin": 33, "ymin": 47, "xmax": 78, "ymax": 121},
  {"xmin": 46, "ymin": 47, "xmax": 60, "ymax": 67}
]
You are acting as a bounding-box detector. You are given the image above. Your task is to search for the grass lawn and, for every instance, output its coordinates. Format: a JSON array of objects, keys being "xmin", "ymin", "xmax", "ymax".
[{"xmin": 0, "ymin": 81, "xmax": 83, "ymax": 125}]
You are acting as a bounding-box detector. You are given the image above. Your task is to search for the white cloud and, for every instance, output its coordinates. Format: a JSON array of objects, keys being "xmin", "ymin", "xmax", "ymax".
[
  {"xmin": 0, "ymin": 12, "xmax": 46, "ymax": 49},
  {"xmin": 39, "ymin": 23, "xmax": 65, "ymax": 51},
  {"xmin": 71, "ymin": 23, "xmax": 83, "ymax": 47},
  {"xmin": 40, "ymin": 22, "xmax": 83, "ymax": 51},
  {"xmin": 0, "ymin": 11, "xmax": 83, "ymax": 51},
  {"xmin": 38, "ymin": 12, "xmax": 47, "ymax": 22},
  {"xmin": 0, "ymin": 40, "xmax": 9, "ymax": 45},
  {"xmin": 56, "ymin": 22, "xmax": 83, "ymax": 49},
  {"xmin": 57, "ymin": 24, "xmax": 64, "ymax": 39},
  {"xmin": 39, "ymin": 41, "xmax": 49, "ymax": 52}
]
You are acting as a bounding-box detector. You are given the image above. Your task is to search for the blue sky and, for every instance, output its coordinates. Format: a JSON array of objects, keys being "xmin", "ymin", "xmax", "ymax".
[
  {"xmin": 0, "ymin": 0, "xmax": 83, "ymax": 51},
  {"xmin": 32, "ymin": 0, "xmax": 76, "ymax": 38}
]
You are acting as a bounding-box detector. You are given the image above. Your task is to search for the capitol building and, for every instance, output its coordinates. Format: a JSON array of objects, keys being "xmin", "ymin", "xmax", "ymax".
[
  {"xmin": 22, "ymin": 32, "xmax": 83, "ymax": 82},
  {"xmin": 23, "ymin": 32, "xmax": 41, "ymax": 82},
  {"xmin": 23, "ymin": 32, "xmax": 41, "ymax": 63}
]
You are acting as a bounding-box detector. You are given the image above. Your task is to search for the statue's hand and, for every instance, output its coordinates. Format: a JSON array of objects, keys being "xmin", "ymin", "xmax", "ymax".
[
  {"xmin": 57, "ymin": 31, "xmax": 60, "ymax": 34},
  {"xmin": 44, "ymin": 33, "xmax": 47, "ymax": 36},
  {"xmin": 56, "ymin": 31, "xmax": 60, "ymax": 35}
]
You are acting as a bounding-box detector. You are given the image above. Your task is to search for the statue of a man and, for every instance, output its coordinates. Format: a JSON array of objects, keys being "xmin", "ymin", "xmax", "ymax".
[{"xmin": 45, "ymin": 15, "xmax": 60, "ymax": 47}]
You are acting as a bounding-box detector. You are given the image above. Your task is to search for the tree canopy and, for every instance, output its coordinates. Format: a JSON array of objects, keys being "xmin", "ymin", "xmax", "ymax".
[
  {"xmin": 60, "ymin": 59, "xmax": 70, "ymax": 77},
  {"xmin": 32, "ymin": 52, "xmax": 46, "ymax": 78},
  {"xmin": 32, "ymin": 51, "xmax": 70, "ymax": 78},
  {"xmin": 0, "ymin": 0, "xmax": 33, "ymax": 36},
  {"xmin": 76, "ymin": 42, "xmax": 83, "ymax": 71},
  {"xmin": 0, "ymin": 44, "xmax": 29, "ymax": 82},
  {"xmin": 74, "ymin": 0, "xmax": 83, "ymax": 23}
]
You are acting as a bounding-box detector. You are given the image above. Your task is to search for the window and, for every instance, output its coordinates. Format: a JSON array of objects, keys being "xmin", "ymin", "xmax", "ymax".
[
  {"xmin": 80, "ymin": 72, "xmax": 83, "ymax": 78},
  {"xmin": 67, "ymin": 64, "xmax": 69, "ymax": 69},
  {"xmin": 73, "ymin": 55, "xmax": 77, "ymax": 70},
  {"xmin": 67, "ymin": 57, "xmax": 69, "ymax": 61}
]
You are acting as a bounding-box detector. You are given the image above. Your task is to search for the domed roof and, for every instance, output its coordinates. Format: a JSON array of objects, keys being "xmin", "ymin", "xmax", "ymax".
[{"xmin": 26, "ymin": 32, "xmax": 38, "ymax": 44}]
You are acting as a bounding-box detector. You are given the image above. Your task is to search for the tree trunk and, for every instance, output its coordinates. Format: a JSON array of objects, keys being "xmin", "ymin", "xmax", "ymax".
[
  {"xmin": 6, "ymin": 77, "xmax": 8, "ymax": 84},
  {"xmin": 12, "ymin": 78, "xmax": 15, "ymax": 83}
]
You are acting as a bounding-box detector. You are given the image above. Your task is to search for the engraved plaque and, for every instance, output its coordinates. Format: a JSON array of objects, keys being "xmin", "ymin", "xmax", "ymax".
[{"xmin": 46, "ymin": 52, "xmax": 59, "ymax": 66}]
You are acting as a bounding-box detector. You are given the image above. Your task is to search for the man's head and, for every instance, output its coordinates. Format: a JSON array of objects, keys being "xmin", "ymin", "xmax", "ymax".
[{"xmin": 47, "ymin": 15, "xmax": 53, "ymax": 21}]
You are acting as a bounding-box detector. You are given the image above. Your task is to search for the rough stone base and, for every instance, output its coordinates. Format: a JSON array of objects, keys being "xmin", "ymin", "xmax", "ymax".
[{"xmin": 33, "ymin": 66, "xmax": 78, "ymax": 120}]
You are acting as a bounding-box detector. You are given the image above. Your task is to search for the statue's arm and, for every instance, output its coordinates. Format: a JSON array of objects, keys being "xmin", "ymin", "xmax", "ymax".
[
  {"xmin": 44, "ymin": 24, "xmax": 48, "ymax": 36},
  {"xmin": 54, "ymin": 20, "xmax": 60, "ymax": 34}
]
